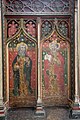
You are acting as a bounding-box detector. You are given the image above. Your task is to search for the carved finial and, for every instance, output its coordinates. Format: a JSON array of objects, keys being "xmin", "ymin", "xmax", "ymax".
[
  {"xmin": 21, "ymin": 18, "xmax": 24, "ymax": 28},
  {"xmin": 37, "ymin": 17, "xmax": 41, "ymax": 24},
  {"xmin": 54, "ymin": 18, "xmax": 58, "ymax": 26}
]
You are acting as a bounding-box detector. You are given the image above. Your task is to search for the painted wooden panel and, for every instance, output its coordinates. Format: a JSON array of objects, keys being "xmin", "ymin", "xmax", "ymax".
[
  {"xmin": 2, "ymin": 0, "xmax": 75, "ymax": 108},
  {"xmin": 5, "ymin": 17, "xmax": 71, "ymax": 107},
  {"xmin": 41, "ymin": 28, "xmax": 70, "ymax": 106},
  {"xmin": 8, "ymin": 38, "xmax": 37, "ymax": 107}
]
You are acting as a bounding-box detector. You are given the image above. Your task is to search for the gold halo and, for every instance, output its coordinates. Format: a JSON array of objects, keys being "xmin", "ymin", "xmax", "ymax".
[
  {"xmin": 49, "ymin": 40, "xmax": 60, "ymax": 50},
  {"xmin": 16, "ymin": 42, "xmax": 28, "ymax": 50}
]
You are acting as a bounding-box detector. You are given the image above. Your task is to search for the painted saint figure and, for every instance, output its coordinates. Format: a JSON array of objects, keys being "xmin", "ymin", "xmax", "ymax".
[
  {"xmin": 12, "ymin": 42, "xmax": 32, "ymax": 96},
  {"xmin": 43, "ymin": 40, "xmax": 65, "ymax": 93}
]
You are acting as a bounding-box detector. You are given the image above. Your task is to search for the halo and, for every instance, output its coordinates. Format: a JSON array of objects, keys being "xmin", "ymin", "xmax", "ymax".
[
  {"xmin": 16, "ymin": 42, "xmax": 28, "ymax": 51},
  {"xmin": 49, "ymin": 40, "xmax": 60, "ymax": 51}
]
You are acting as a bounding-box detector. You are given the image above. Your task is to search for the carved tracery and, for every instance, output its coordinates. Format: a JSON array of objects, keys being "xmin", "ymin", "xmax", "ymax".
[
  {"xmin": 25, "ymin": 20, "xmax": 36, "ymax": 38},
  {"xmin": 2, "ymin": 0, "xmax": 75, "ymax": 106},
  {"xmin": 5, "ymin": 0, "xmax": 71, "ymax": 15},
  {"xmin": 7, "ymin": 20, "xmax": 19, "ymax": 38}
]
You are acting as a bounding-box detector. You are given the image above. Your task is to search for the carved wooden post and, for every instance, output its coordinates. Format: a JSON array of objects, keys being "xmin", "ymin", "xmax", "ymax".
[
  {"xmin": 35, "ymin": 17, "xmax": 45, "ymax": 117},
  {"xmin": 70, "ymin": 0, "xmax": 80, "ymax": 119},
  {"xmin": 78, "ymin": 0, "xmax": 80, "ymax": 99},
  {"xmin": 0, "ymin": 1, "xmax": 5, "ymax": 119},
  {"xmin": 74, "ymin": 0, "xmax": 79, "ymax": 103}
]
